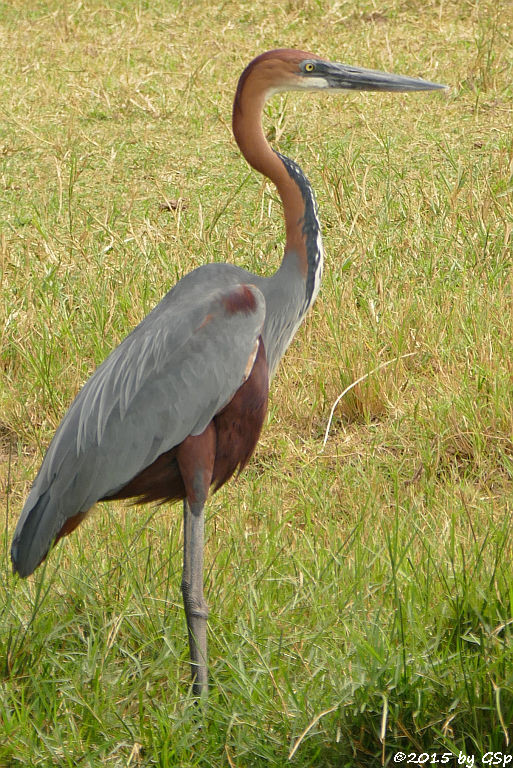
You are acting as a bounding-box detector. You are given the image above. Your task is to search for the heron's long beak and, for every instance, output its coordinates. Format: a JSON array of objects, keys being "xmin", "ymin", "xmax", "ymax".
[{"xmin": 323, "ymin": 62, "xmax": 447, "ymax": 92}]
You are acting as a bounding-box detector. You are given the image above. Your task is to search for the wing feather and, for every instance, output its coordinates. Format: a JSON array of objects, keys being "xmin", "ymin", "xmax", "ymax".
[{"xmin": 12, "ymin": 281, "xmax": 266, "ymax": 576}]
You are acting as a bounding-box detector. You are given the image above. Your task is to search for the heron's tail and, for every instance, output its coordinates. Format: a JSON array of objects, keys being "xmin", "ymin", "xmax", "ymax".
[{"xmin": 11, "ymin": 489, "xmax": 54, "ymax": 578}]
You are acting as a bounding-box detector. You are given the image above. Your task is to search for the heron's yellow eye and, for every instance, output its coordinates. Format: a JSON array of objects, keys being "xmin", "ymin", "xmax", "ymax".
[{"xmin": 304, "ymin": 62, "xmax": 315, "ymax": 73}]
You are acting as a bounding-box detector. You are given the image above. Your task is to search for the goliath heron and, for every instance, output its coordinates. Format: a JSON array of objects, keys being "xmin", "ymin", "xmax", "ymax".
[{"xmin": 11, "ymin": 49, "xmax": 445, "ymax": 695}]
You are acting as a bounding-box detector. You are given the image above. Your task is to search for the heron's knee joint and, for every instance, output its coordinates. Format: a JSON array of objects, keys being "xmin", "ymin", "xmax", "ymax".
[
  {"xmin": 181, "ymin": 581, "xmax": 209, "ymax": 618},
  {"xmin": 191, "ymin": 607, "xmax": 209, "ymax": 620}
]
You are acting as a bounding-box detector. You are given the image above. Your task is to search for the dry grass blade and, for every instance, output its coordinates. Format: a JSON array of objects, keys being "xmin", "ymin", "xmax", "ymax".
[
  {"xmin": 288, "ymin": 705, "xmax": 339, "ymax": 760},
  {"xmin": 321, "ymin": 352, "xmax": 417, "ymax": 449}
]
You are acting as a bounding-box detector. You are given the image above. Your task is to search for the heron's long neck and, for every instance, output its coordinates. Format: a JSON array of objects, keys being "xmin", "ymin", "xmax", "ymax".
[{"xmin": 232, "ymin": 88, "xmax": 323, "ymax": 316}]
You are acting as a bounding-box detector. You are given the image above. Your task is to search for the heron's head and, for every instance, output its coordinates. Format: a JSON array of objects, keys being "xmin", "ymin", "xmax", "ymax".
[{"xmin": 236, "ymin": 48, "xmax": 447, "ymax": 103}]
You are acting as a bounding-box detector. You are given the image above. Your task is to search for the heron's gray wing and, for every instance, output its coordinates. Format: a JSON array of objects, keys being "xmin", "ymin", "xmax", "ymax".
[{"xmin": 12, "ymin": 282, "xmax": 265, "ymax": 576}]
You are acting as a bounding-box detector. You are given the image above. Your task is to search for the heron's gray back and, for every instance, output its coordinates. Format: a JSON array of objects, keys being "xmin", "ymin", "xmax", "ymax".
[{"xmin": 12, "ymin": 265, "xmax": 268, "ymax": 574}]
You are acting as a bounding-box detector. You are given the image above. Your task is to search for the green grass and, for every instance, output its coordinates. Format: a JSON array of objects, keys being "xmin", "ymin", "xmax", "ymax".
[{"xmin": 1, "ymin": 0, "xmax": 513, "ymax": 765}]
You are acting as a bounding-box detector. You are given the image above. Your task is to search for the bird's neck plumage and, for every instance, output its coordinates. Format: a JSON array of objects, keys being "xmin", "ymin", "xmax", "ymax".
[
  {"xmin": 232, "ymin": 66, "xmax": 324, "ymax": 375},
  {"xmin": 273, "ymin": 151, "xmax": 323, "ymax": 311}
]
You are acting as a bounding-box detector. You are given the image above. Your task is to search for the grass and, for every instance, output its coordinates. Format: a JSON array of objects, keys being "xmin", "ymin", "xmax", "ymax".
[{"xmin": 1, "ymin": 0, "xmax": 513, "ymax": 764}]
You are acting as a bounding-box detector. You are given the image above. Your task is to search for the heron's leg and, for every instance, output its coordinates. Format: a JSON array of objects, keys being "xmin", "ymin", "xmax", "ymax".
[
  {"xmin": 181, "ymin": 496, "xmax": 209, "ymax": 696},
  {"xmin": 176, "ymin": 424, "xmax": 216, "ymax": 697}
]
